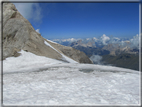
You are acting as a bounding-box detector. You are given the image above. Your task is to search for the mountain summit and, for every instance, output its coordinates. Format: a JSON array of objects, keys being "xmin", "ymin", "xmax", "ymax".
[{"xmin": 2, "ymin": 2, "xmax": 92, "ymax": 64}]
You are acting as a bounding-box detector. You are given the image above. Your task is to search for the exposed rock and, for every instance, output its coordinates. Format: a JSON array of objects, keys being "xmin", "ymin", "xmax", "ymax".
[
  {"xmin": 102, "ymin": 44, "xmax": 122, "ymax": 56},
  {"xmin": 2, "ymin": 2, "xmax": 92, "ymax": 64},
  {"xmin": 3, "ymin": 2, "xmax": 62, "ymax": 60},
  {"xmin": 45, "ymin": 40, "xmax": 93, "ymax": 63}
]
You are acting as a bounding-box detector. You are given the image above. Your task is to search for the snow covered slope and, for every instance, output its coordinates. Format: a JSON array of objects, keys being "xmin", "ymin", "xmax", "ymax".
[
  {"xmin": 44, "ymin": 41, "xmax": 77, "ymax": 63},
  {"xmin": 3, "ymin": 51, "xmax": 140, "ymax": 105}
]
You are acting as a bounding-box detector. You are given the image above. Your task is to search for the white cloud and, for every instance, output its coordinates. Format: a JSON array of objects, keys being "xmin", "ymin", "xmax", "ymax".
[
  {"xmin": 36, "ymin": 29, "xmax": 40, "ymax": 34},
  {"xmin": 32, "ymin": 3, "xmax": 42, "ymax": 22},
  {"xmin": 130, "ymin": 34, "xmax": 139, "ymax": 49},
  {"xmin": 101, "ymin": 34, "xmax": 110, "ymax": 45},
  {"xmin": 14, "ymin": 3, "xmax": 42, "ymax": 25},
  {"xmin": 90, "ymin": 54, "xmax": 103, "ymax": 64}
]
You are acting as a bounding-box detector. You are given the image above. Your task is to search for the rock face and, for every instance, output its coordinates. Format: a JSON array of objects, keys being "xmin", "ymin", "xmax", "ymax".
[
  {"xmin": 46, "ymin": 40, "xmax": 93, "ymax": 63},
  {"xmin": 2, "ymin": 2, "xmax": 92, "ymax": 64}
]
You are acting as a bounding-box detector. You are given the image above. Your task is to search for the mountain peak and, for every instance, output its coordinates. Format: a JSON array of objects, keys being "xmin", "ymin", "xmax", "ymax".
[{"xmin": 2, "ymin": 2, "xmax": 92, "ymax": 64}]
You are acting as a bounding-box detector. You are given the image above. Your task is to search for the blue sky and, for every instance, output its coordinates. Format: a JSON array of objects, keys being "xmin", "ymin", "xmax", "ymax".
[{"xmin": 14, "ymin": 2, "xmax": 139, "ymax": 39}]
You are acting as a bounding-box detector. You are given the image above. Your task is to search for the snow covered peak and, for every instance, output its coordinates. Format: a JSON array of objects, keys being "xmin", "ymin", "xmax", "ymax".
[
  {"xmin": 36, "ymin": 29, "xmax": 40, "ymax": 34},
  {"xmin": 53, "ymin": 38, "xmax": 78, "ymax": 43},
  {"xmin": 68, "ymin": 38, "xmax": 76, "ymax": 42},
  {"xmin": 113, "ymin": 37, "xmax": 120, "ymax": 40},
  {"xmin": 93, "ymin": 37, "xmax": 98, "ymax": 41},
  {"xmin": 86, "ymin": 38, "xmax": 91, "ymax": 41}
]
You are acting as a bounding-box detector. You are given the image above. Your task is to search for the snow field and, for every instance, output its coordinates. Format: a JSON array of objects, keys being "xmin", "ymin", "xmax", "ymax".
[
  {"xmin": 3, "ymin": 50, "xmax": 140, "ymax": 105},
  {"xmin": 3, "ymin": 67, "xmax": 140, "ymax": 105},
  {"xmin": 3, "ymin": 50, "xmax": 65, "ymax": 73}
]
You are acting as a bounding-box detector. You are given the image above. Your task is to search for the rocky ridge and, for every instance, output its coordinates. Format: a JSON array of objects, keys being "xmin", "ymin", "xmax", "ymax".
[{"xmin": 2, "ymin": 2, "xmax": 92, "ymax": 64}]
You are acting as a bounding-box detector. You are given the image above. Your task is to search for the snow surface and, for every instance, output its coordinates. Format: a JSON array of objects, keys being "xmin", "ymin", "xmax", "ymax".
[
  {"xmin": 3, "ymin": 51, "xmax": 140, "ymax": 106},
  {"xmin": 3, "ymin": 50, "xmax": 64, "ymax": 74},
  {"xmin": 35, "ymin": 29, "xmax": 40, "ymax": 34}
]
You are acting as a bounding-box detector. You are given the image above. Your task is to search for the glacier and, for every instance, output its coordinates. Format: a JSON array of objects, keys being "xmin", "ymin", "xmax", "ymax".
[{"xmin": 3, "ymin": 51, "xmax": 140, "ymax": 106}]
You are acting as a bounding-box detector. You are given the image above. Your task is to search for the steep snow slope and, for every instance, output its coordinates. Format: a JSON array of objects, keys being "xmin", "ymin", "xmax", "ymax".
[
  {"xmin": 3, "ymin": 51, "xmax": 140, "ymax": 105},
  {"xmin": 44, "ymin": 41, "xmax": 77, "ymax": 63}
]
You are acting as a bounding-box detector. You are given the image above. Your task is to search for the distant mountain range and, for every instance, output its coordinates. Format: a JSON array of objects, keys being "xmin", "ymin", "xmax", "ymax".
[
  {"xmin": 52, "ymin": 34, "xmax": 139, "ymax": 56},
  {"xmin": 53, "ymin": 34, "xmax": 139, "ymax": 49},
  {"xmin": 52, "ymin": 34, "xmax": 139, "ymax": 70}
]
